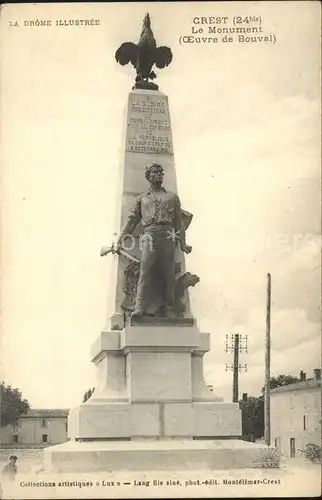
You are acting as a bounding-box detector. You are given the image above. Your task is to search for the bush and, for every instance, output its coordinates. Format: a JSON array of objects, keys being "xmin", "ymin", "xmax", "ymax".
[{"xmin": 299, "ymin": 443, "xmax": 321, "ymax": 463}]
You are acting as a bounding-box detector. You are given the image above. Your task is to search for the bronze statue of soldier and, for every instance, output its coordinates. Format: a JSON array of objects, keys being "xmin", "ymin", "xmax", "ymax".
[{"xmin": 116, "ymin": 163, "xmax": 191, "ymax": 319}]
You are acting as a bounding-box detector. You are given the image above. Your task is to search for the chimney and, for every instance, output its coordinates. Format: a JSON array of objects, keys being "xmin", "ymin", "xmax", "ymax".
[
  {"xmin": 313, "ymin": 368, "xmax": 321, "ymax": 380},
  {"xmin": 242, "ymin": 393, "xmax": 248, "ymax": 401},
  {"xmin": 300, "ymin": 370, "xmax": 306, "ymax": 381}
]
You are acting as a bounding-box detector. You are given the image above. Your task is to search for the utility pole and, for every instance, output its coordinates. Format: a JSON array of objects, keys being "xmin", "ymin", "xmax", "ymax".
[
  {"xmin": 264, "ymin": 273, "xmax": 271, "ymax": 446},
  {"xmin": 233, "ymin": 334, "xmax": 240, "ymax": 402},
  {"xmin": 225, "ymin": 334, "xmax": 248, "ymax": 403}
]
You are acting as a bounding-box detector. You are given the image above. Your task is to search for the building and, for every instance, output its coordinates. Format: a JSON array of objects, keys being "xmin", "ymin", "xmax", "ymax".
[
  {"xmin": 0, "ymin": 409, "xmax": 69, "ymax": 447},
  {"xmin": 270, "ymin": 369, "xmax": 321, "ymax": 458}
]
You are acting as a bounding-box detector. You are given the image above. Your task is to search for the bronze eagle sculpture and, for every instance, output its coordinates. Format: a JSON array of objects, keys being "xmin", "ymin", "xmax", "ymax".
[{"xmin": 115, "ymin": 13, "xmax": 173, "ymax": 90}]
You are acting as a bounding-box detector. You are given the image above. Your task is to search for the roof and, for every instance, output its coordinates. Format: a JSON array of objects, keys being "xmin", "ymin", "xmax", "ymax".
[
  {"xmin": 21, "ymin": 409, "xmax": 69, "ymax": 418},
  {"xmin": 270, "ymin": 379, "xmax": 321, "ymax": 395}
]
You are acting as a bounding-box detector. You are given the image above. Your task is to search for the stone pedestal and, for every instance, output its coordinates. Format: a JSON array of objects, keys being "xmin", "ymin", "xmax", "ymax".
[
  {"xmin": 43, "ymin": 325, "xmax": 263, "ymax": 472},
  {"xmin": 66, "ymin": 325, "xmax": 241, "ymax": 441}
]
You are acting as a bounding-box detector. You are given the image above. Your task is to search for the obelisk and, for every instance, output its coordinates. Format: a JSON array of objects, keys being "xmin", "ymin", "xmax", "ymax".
[
  {"xmin": 105, "ymin": 13, "xmax": 194, "ymax": 330},
  {"xmin": 107, "ymin": 89, "xmax": 196, "ymax": 330}
]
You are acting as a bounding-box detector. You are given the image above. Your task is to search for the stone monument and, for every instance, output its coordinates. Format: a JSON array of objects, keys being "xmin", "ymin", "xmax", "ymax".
[{"xmin": 44, "ymin": 13, "xmax": 262, "ymax": 472}]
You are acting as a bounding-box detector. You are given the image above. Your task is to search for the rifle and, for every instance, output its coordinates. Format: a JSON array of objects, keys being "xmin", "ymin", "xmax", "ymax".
[{"xmin": 100, "ymin": 243, "xmax": 139, "ymax": 264}]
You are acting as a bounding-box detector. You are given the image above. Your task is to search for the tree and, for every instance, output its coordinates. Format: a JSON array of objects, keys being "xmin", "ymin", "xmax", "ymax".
[
  {"xmin": 83, "ymin": 387, "xmax": 95, "ymax": 403},
  {"xmin": 261, "ymin": 374, "xmax": 301, "ymax": 394},
  {"xmin": 0, "ymin": 382, "xmax": 30, "ymax": 427},
  {"xmin": 239, "ymin": 396, "xmax": 264, "ymax": 440}
]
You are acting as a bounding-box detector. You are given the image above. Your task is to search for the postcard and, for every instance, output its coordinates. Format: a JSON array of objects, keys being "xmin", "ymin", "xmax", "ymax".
[{"xmin": 0, "ymin": 1, "xmax": 321, "ymax": 498}]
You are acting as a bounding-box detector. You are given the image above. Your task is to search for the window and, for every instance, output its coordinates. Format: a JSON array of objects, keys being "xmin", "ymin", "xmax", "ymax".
[
  {"xmin": 290, "ymin": 437, "xmax": 296, "ymax": 458},
  {"xmin": 303, "ymin": 414, "xmax": 307, "ymax": 430},
  {"xmin": 13, "ymin": 434, "xmax": 18, "ymax": 443},
  {"xmin": 42, "ymin": 434, "xmax": 48, "ymax": 443},
  {"xmin": 41, "ymin": 419, "xmax": 48, "ymax": 428}
]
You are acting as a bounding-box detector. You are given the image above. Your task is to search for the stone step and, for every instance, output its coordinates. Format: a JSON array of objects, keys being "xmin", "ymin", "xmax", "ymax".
[{"xmin": 44, "ymin": 439, "xmax": 264, "ymax": 472}]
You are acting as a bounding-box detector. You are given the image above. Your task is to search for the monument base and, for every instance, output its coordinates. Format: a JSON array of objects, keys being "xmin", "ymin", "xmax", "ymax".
[
  {"xmin": 44, "ymin": 439, "xmax": 264, "ymax": 472},
  {"xmin": 43, "ymin": 326, "xmax": 259, "ymax": 472},
  {"xmin": 67, "ymin": 401, "xmax": 241, "ymax": 440},
  {"xmin": 66, "ymin": 326, "xmax": 242, "ymax": 440}
]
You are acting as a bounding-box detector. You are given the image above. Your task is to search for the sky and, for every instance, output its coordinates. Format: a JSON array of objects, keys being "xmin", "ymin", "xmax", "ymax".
[{"xmin": 0, "ymin": 1, "xmax": 321, "ymax": 409}]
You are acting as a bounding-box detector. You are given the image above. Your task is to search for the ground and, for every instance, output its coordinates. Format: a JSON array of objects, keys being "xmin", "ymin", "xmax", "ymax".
[{"xmin": 0, "ymin": 448, "xmax": 320, "ymax": 499}]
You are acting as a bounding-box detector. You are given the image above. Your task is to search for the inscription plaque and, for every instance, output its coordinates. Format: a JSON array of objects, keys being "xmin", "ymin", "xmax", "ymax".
[{"xmin": 126, "ymin": 94, "xmax": 173, "ymax": 155}]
